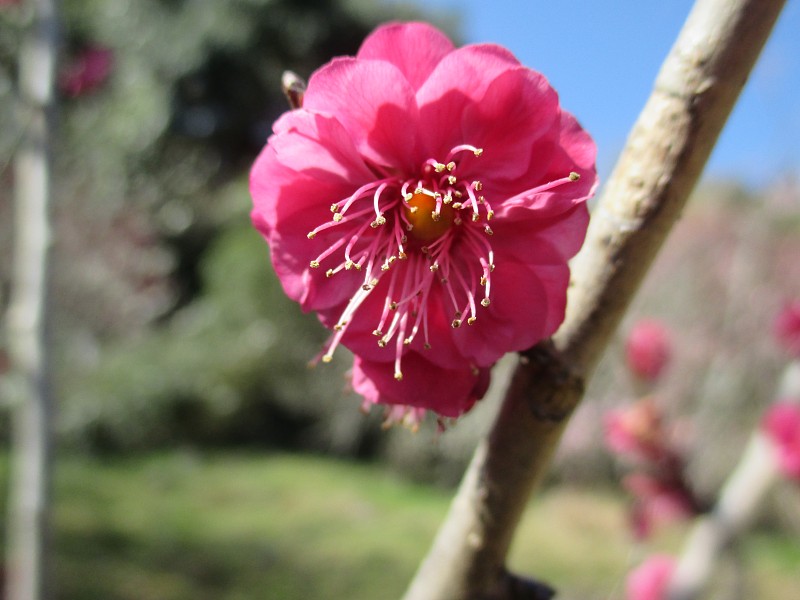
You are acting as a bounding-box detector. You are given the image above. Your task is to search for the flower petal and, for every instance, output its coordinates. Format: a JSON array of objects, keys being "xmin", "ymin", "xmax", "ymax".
[
  {"xmin": 489, "ymin": 203, "xmax": 590, "ymax": 265},
  {"xmin": 250, "ymin": 114, "xmax": 376, "ymax": 311},
  {"xmin": 270, "ymin": 109, "xmax": 376, "ymax": 184},
  {"xmin": 416, "ymin": 43, "xmax": 520, "ymax": 157},
  {"xmin": 459, "ymin": 67, "xmax": 560, "ymax": 181},
  {"xmin": 357, "ymin": 22, "xmax": 454, "ymax": 91},
  {"xmin": 452, "ymin": 259, "xmax": 570, "ymax": 365},
  {"xmin": 352, "ymin": 352, "xmax": 491, "ymax": 418},
  {"xmin": 303, "ymin": 57, "xmax": 420, "ymax": 170}
]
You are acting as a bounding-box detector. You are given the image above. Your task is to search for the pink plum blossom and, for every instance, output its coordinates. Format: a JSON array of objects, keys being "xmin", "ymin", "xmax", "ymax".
[
  {"xmin": 774, "ymin": 301, "xmax": 800, "ymax": 358},
  {"xmin": 762, "ymin": 402, "xmax": 800, "ymax": 481},
  {"xmin": 626, "ymin": 555, "xmax": 675, "ymax": 600},
  {"xmin": 624, "ymin": 473, "xmax": 696, "ymax": 539},
  {"xmin": 250, "ymin": 22, "xmax": 597, "ymax": 417},
  {"xmin": 604, "ymin": 399, "xmax": 666, "ymax": 460},
  {"xmin": 59, "ymin": 45, "xmax": 114, "ymax": 98},
  {"xmin": 625, "ymin": 319, "xmax": 672, "ymax": 383}
]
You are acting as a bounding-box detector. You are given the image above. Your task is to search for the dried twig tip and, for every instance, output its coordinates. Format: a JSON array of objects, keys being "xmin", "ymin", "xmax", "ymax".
[{"xmin": 281, "ymin": 70, "xmax": 307, "ymax": 109}]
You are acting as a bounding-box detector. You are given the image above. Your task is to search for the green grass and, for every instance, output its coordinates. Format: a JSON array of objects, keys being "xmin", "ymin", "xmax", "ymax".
[{"xmin": 1, "ymin": 452, "xmax": 798, "ymax": 599}]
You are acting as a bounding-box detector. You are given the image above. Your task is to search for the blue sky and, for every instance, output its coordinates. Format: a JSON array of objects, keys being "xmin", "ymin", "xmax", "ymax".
[{"xmin": 386, "ymin": 0, "xmax": 800, "ymax": 188}]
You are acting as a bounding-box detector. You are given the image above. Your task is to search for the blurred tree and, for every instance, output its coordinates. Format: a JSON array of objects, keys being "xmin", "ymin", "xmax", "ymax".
[{"xmin": 0, "ymin": 0, "xmax": 447, "ymax": 455}]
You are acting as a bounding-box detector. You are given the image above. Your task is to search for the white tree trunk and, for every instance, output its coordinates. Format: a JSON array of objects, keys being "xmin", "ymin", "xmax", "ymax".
[{"xmin": 5, "ymin": 1, "xmax": 59, "ymax": 599}]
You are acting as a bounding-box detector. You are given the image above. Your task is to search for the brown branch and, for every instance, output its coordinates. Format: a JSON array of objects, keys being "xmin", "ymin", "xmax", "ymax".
[{"xmin": 402, "ymin": 0, "xmax": 787, "ymax": 598}]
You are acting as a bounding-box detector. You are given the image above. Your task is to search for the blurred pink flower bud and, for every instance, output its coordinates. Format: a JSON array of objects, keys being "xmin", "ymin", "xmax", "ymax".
[
  {"xmin": 604, "ymin": 398, "xmax": 665, "ymax": 460},
  {"xmin": 774, "ymin": 301, "xmax": 800, "ymax": 359},
  {"xmin": 624, "ymin": 473, "xmax": 696, "ymax": 539},
  {"xmin": 626, "ymin": 555, "xmax": 675, "ymax": 600},
  {"xmin": 59, "ymin": 45, "xmax": 114, "ymax": 98},
  {"xmin": 625, "ymin": 319, "xmax": 672, "ymax": 383},
  {"xmin": 762, "ymin": 402, "xmax": 800, "ymax": 481}
]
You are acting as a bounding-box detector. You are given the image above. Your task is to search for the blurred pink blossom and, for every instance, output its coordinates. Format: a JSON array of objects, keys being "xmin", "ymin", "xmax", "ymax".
[
  {"xmin": 762, "ymin": 402, "xmax": 800, "ymax": 481},
  {"xmin": 250, "ymin": 22, "xmax": 597, "ymax": 418},
  {"xmin": 624, "ymin": 473, "xmax": 696, "ymax": 539},
  {"xmin": 774, "ymin": 301, "xmax": 800, "ymax": 358},
  {"xmin": 604, "ymin": 398, "xmax": 665, "ymax": 460},
  {"xmin": 625, "ymin": 319, "xmax": 672, "ymax": 383},
  {"xmin": 59, "ymin": 45, "xmax": 114, "ymax": 98},
  {"xmin": 626, "ymin": 555, "xmax": 675, "ymax": 600}
]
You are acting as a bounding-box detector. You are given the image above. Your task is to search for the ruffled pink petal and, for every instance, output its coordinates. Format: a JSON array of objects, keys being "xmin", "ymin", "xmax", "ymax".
[
  {"xmin": 303, "ymin": 57, "xmax": 420, "ymax": 171},
  {"xmin": 357, "ymin": 22, "xmax": 454, "ymax": 91},
  {"xmin": 489, "ymin": 203, "xmax": 590, "ymax": 266},
  {"xmin": 452, "ymin": 260, "xmax": 570, "ymax": 365},
  {"xmin": 458, "ymin": 67, "xmax": 559, "ymax": 181},
  {"xmin": 492, "ymin": 113, "xmax": 598, "ymax": 221},
  {"xmin": 250, "ymin": 128, "xmax": 372, "ymax": 311},
  {"xmin": 270, "ymin": 110, "xmax": 375, "ymax": 184},
  {"xmin": 352, "ymin": 352, "xmax": 491, "ymax": 418},
  {"xmin": 416, "ymin": 43, "xmax": 520, "ymax": 157}
]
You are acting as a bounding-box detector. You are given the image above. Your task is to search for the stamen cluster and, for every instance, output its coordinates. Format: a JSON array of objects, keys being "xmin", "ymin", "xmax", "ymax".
[{"xmin": 307, "ymin": 144, "xmax": 500, "ymax": 382}]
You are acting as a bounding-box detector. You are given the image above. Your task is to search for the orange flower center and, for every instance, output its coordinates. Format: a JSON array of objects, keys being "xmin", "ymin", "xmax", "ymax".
[{"xmin": 404, "ymin": 191, "xmax": 455, "ymax": 242}]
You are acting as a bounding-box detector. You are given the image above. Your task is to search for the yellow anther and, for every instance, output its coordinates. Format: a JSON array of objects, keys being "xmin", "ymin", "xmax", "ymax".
[{"xmin": 310, "ymin": 260, "xmax": 320, "ymax": 268}]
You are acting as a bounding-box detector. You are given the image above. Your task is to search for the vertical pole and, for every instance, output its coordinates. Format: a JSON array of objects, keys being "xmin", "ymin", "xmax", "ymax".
[{"xmin": 6, "ymin": 1, "xmax": 59, "ymax": 599}]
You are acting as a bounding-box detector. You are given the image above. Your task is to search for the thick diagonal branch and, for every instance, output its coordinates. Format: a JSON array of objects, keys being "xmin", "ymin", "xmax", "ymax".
[{"xmin": 402, "ymin": 1, "xmax": 786, "ymax": 598}]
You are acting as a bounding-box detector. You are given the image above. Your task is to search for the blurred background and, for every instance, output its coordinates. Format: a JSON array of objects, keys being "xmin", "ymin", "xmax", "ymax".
[{"xmin": 0, "ymin": 0, "xmax": 798, "ymax": 598}]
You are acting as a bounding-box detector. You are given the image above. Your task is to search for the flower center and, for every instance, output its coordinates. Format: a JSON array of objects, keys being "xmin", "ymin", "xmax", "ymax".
[{"xmin": 404, "ymin": 191, "xmax": 454, "ymax": 242}]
